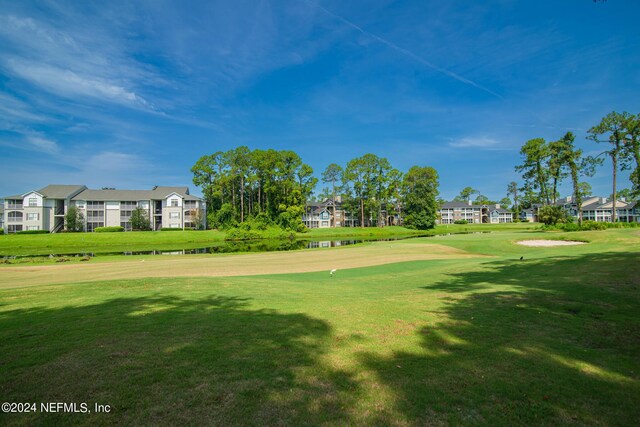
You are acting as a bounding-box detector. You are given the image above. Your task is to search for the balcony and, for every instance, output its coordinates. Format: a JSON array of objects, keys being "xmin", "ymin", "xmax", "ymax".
[{"xmin": 7, "ymin": 203, "xmax": 23, "ymax": 210}]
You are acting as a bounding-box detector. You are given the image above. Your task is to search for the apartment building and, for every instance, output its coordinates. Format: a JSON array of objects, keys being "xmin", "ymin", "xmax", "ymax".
[
  {"xmin": 439, "ymin": 201, "xmax": 513, "ymax": 224},
  {"xmin": 303, "ymin": 198, "xmax": 349, "ymax": 228},
  {"xmin": 556, "ymin": 196, "xmax": 639, "ymax": 223},
  {"xmin": 2, "ymin": 185, "xmax": 206, "ymax": 233}
]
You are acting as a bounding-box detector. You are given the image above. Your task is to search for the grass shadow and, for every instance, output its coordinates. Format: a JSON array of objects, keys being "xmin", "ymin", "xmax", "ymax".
[
  {"xmin": 360, "ymin": 251, "xmax": 640, "ymax": 425},
  {"xmin": 0, "ymin": 295, "xmax": 359, "ymax": 425}
]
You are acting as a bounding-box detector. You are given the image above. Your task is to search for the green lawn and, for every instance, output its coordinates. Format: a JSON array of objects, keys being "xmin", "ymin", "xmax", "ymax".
[
  {"xmin": 0, "ymin": 229, "xmax": 638, "ymax": 425},
  {"xmin": 0, "ymin": 223, "xmax": 536, "ymax": 256}
]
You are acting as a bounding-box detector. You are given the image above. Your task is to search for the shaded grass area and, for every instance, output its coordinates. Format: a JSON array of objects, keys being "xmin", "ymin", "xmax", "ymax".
[{"xmin": 0, "ymin": 231, "xmax": 639, "ymax": 425}]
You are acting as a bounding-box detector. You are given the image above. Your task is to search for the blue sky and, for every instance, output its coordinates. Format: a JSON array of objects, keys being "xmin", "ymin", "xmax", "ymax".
[{"xmin": 1, "ymin": 0, "xmax": 638, "ymax": 201}]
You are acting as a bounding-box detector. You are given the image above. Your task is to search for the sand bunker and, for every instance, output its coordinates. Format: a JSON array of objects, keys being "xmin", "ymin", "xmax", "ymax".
[{"xmin": 516, "ymin": 240, "xmax": 586, "ymax": 247}]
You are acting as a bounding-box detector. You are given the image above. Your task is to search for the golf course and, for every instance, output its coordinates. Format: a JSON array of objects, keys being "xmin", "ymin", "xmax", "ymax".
[{"xmin": 1, "ymin": 226, "xmax": 639, "ymax": 425}]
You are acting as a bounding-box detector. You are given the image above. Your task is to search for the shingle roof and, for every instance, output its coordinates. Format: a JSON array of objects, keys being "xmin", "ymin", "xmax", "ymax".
[
  {"xmin": 440, "ymin": 202, "xmax": 479, "ymax": 208},
  {"xmin": 37, "ymin": 184, "xmax": 87, "ymax": 199},
  {"xmin": 72, "ymin": 186, "xmax": 200, "ymax": 201}
]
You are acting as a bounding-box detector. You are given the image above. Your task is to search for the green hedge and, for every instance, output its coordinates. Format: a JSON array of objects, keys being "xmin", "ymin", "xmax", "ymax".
[
  {"xmin": 453, "ymin": 219, "xmax": 468, "ymax": 225},
  {"xmin": 160, "ymin": 227, "xmax": 183, "ymax": 231},
  {"xmin": 16, "ymin": 230, "xmax": 50, "ymax": 235},
  {"xmin": 94, "ymin": 226, "xmax": 124, "ymax": 233},
  {"xmin": 0, "ymin": 228, "xmax": 3, "ymax": 235}
]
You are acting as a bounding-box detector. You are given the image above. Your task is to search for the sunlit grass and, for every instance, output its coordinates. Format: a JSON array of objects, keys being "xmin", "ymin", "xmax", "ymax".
[{"xmin": 0, "ymin": 229, "xmax": 638, "ymax": 425}]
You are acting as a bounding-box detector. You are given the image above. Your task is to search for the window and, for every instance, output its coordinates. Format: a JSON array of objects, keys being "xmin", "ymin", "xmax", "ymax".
[
  {"xmin": 169, "ymin": 212, "xmax": 180, "ymax": 219},
  {"xmin": 8, "ymin": 225, "xmax": 23, "ymax": 233},
  {"xmin": 184, "ymin": 201, "xmax": 197, "ymax": 209},
  {"xmin": 26, "ymin": 213, "xmax": 39, "ymax": 221},
  {"xmin": 26, "ymin": 226, "xmax": 40, "ymax": 231},
  {"xmin": 171, "ymin": 199, "xmax": 179, "ymax": 207},
  {"xmin": 86, "ymin": 222, "xmax": 104, "ymax": 232},
  {"xmin": 170, "ymin": 223, "xmax": 180, "ymax": 228},
  {"xmin": 8, "ymin": 212, "xmax": 23, "ymax": 221},
  {"xmin": 28, "ymin": 198, "xmax": 37, "ymax": 207},
  {"xmin": 321, "ymin": 221, "xmax": 329, "ymax": 227}
]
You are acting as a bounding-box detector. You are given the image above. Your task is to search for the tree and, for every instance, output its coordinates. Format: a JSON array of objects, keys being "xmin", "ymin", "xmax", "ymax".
[
  {"xmin": 65, "ymin": 206, "xmax": 84, "ymax": 232},
  {"xmin": 321, "ymin": 164, "xmax": 343, "ymax": 227},
  {"xmin": 554, "ymin": 132, "xmax": 599, "ymax": 224},
  {"xmin": 402, "ymin": 166, "xmax": 439, "ymax": 230},
  {"xmin": 515, "ymin": 138, "xmax": 551, "ymax": 205},
  {"xmin": 474, "ymin": 194, "xmax": 492, "ymax": 204},
  {"xmin": 344, "ymin": 154, "xmax": 393, "ymax": 227},
  {"xmin": 499, "ymin": 197, "xmax": 511, "ymax": 209},
  {"xmin": 547, "ymin": 139, "xmax": 569, "ymax": 204},
  {"xmin": 507, "ymin": 181, "xmax": 519, "ymax": 214},
  {"xmin": 455, "ymin": 187, "xmax": 479, "ymax": 202},
  {"xmin": 622, "ymin": 113, "xmax": 640, "ymax": 198},
  {"xmin": 537, "ymin": 205, "xmax": 567, "ymax": 226},
  {"xmin": 588, "ymin": 111, "xmax": 632, "ymax": 222},
  {"xmin": 130, "ymin": 207, "xmax": 151, "ymax": 231},
  {"xmin": 191, "ymin": 148, "xmax": 316, "ymax": 230}
]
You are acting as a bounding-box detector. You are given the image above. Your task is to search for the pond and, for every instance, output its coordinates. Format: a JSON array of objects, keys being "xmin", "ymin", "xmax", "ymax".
[{"xmin": 0, "ymin": 232, "xmax": 491, "ymax": 260}]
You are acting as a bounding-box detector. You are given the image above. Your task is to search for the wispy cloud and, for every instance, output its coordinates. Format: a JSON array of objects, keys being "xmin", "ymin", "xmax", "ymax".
[
  {"xmin": 25, "ymin": 135, "xmax": 59, "ymax": 154},
  {"xmin": 306, "ymin": 1, "xmax": 504, "ymax": 99},
  {"xmin": 5, "ymin": 58, "xmax": 152, "ymax": 109},
  {"xmin": 0, "ymin": 14, "xmax": 156, "ymax": 112},
  {"xmin": 449, "ymin": 136, "xmax": 501, "ymax": 149}
]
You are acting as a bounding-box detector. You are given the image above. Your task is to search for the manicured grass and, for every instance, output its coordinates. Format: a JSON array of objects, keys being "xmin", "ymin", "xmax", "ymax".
[
  {"xmin": 0, "ymin": 223, "xmax": 536, "ymax": 256},
  {"xmin": 0, "ymin": 230, "xmax": 226, "ymax": 256},
  {"xmin": 0, "ymin": 230, "xmax": 638, "ymax": 425}
]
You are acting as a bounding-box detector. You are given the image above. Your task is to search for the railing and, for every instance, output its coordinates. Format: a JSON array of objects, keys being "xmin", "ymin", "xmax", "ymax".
[
  {"xmin": 7, "ymin": 204, "xmax": 23, "ymax": 209},
  {"xmin": 8, "ymin": 217, "xmax": 23, "ymax": 222}
]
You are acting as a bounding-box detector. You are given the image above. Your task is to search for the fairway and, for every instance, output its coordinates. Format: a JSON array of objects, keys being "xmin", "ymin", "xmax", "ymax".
[
  {"xmin": 1, "ymin": 229, "xmax": 639, "ymax": 425},
  {"xmin": 0, "ymin": 242, "xmax": 480, "ymax": 288}
]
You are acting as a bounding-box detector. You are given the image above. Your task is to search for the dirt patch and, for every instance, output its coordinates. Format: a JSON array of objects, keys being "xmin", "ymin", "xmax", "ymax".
[
  {"xmin": 516, "ymin": 240, "xmax": 586, "ymax": 247},
  {"xmin": 0, "ymin": 242, "xmax": 484, "ymax": 288}
]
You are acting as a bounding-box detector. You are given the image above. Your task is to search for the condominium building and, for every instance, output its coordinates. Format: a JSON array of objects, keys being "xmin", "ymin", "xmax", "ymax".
[
  {"xmin": 438, "ymin": 201, "xmax": 513, "ymax": 224},
  {"xmin": 556, "ymin": 196, "xmax": 639, "ymax": 223},
  {"xmin": 2, "ymin": 185, "xmax": 206, "ymax": 233},
  {"xmin": 303, "ymin": 197, "xmax": 350, "ymax": 228}
]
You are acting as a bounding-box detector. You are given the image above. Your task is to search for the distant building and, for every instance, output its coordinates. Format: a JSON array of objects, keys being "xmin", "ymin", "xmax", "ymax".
[
  {"xmin": 2, "ymin": 185, "xmax": 206, "ymax": 233},
  {"xmin": 438, "ymin": 201, "xmax": 513, "ymax": 224},
  {"xmin": 556, "ymin": 196, "xmax": 639, "ymax": 223},
  {"xmin": 303, "ymin": 197, "xmax": 354, "ymax": 228}
]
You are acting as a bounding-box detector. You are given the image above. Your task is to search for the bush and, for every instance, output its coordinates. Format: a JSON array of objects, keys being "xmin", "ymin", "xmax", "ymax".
[
  {"xmin": 160, "ymin": 227, "xmax": 183, "ymax": 231},
  {"xmin": 16, "ymin": 230, "xmax": 50, "ymax": 235},
  {"xmin": 520, "ymin": 219, "xmax": 529, "ymax": 223},
  {"xmin": 537, "ymin": 205, "xmax": 567, "ymax": 225},
  {"xmin": 0, "ymin": 228, "xmax": 3, "ymax": 235},
  {"xmin": 453, "ymin": 219, "xmax": 468, "ymax": 225},
  {"xmin": 94, "ymin": 226, "xmax": 124, "ymax": 233}
]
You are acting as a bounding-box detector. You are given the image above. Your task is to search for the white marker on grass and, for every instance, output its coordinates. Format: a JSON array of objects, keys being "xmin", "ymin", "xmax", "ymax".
[{"xmin": 330, "ymin": 269, "xmax": 337, "ymax": 277}]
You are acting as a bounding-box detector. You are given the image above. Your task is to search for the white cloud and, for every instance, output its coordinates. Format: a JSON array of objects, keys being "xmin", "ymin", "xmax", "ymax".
[
  {"xmin": 449, "ymin": 136, "xmax": 501, "ymax": 149},
  {"xmin": 25, "ymin": 135, "xmax": 59, "ymax": 154},
  {"xmin": 5, "ymin": 58, "xmax": 151, "ymax": 108}
]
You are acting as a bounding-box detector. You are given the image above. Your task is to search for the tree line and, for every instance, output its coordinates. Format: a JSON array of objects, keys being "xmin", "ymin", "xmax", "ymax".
[
  {"xmin": 513, "ymin": 111, "xmax": 640, "ymax": 223},
  {"xmin": 192, "ymin": 148, "xmax": 440, "ymax": 230}
]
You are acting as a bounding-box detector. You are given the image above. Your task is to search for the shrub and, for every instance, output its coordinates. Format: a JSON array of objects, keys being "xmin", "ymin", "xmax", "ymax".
[
  {"xmin": 580, "ymin": 221, "xmax": 607, "ymax": 231},
  {"xmin": 130, "ymin": 207, "xmax": 151, "ymax": 231},
  {"xmin": 0, "ymin": 228, "xmax": 3, "ymax": 235},
  {"xmin": 16, "ymin": 230, "xmax": 50, "ymax": 235},
  {"xmin": 160, "ymin": 227, "xmax": 183, "ymax": 231},
  {"xmin": 94, "ymin": 226, "xmax": 124, "ymax": 233},
  {"xmin": 520, "ymin": 219, "xmax": 529, "ymax": 223},
  {"xmin": 453, "ymin": 219, "xmax": 468, "ymax": 225},
  {"xmin": 537, "ymin": 205, "xmax": 567, "ymax": 225}
]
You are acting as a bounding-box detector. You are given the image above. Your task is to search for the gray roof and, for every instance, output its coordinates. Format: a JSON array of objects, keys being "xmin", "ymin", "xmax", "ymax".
[
  {"xmin": 72, "ymin": 186, "xmax": 200, "ymax": 202},
  {"xmin": 4, "ymin": 184, "xmax": 86, "ymax": 200},
  {"xmin": 441, "ymin": 201, "xmax": 480, "ymax": 208},
  {"xmin": 38, "ymin": 184, "xmax": 87, "ymax": 199}
]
